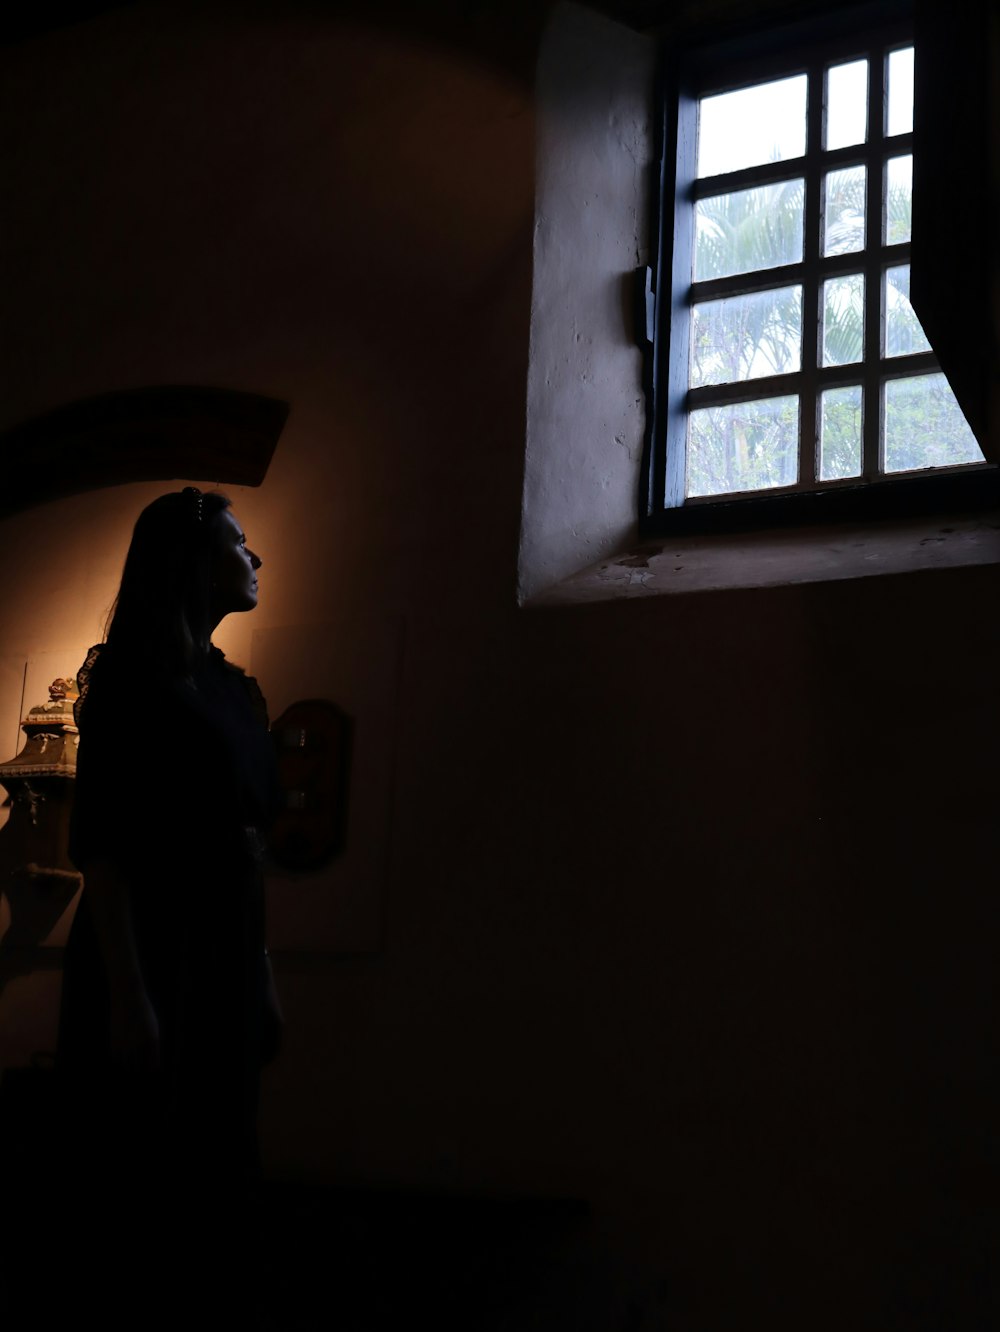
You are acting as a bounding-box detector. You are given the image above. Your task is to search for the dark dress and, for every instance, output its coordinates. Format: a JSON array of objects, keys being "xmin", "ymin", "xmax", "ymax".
[{"xmin": 57, "ymin": 642, "xmax": 280, "ymax": 1193}]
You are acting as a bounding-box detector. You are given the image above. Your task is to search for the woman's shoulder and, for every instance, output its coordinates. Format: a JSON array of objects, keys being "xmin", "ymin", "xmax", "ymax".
[
  {"xmin": 73, "ymin": 642, "xmax": 121, "ymax": 729},
  {"xmin": 209, "ymin": 647, "xmax": 270, "ymax": 728},
  {"xmin": 75, "ymin": 642, "xmax": 188, "ymax": 729}
]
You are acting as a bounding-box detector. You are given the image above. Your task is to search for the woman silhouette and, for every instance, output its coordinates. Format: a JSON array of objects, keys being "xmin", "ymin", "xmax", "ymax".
[{"xmin": 58, "ymin": 487, "xmax": 282, "ymax": 1214}]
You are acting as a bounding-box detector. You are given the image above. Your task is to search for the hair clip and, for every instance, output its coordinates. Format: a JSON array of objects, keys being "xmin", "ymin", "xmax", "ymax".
[{"xmin": 182, "ymin": 486, "xmax": 204, "ymax": 523}]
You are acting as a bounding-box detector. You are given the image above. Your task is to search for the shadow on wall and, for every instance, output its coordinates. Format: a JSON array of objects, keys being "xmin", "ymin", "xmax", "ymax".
[{"xmin": 0, "ymin": 386, "xmax": 288, "ymax": 518}]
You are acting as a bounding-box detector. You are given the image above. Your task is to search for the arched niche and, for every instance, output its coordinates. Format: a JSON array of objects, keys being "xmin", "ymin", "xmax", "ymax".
[{"xmin": 0, "ymin": 386, "xmax": 289, "ymax": 518}]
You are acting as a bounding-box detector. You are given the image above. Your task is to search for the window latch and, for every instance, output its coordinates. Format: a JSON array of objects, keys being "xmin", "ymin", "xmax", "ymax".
[{"xmin": 633, "ymin": 266, "xmax": 654, "ymax": 346}]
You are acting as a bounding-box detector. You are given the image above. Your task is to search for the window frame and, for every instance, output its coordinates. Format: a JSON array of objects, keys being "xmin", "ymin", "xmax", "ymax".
[{"xmin": 641, "ymin": 0, "xmax": 1000, "ymax": 537}]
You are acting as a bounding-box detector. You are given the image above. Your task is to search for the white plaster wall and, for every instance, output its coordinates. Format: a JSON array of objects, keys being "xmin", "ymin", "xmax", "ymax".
[{"xmin": 519, "ymin": 2, "xmax": 654, "ymax": 603}]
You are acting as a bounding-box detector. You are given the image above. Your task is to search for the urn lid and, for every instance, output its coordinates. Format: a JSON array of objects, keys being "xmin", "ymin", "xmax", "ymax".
[
  {"xmin": 0, "ymin": 678, "xmax": 80, "ymax": 782},
  {"xmin": 22, "ymin": 678, "xmax": 78, "ymax": 732}
]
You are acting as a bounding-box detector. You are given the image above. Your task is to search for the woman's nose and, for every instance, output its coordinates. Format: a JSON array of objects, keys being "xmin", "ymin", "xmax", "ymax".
[{"xmin": 250, "ymin": 550, "xmax": 262, "ymax": 570}]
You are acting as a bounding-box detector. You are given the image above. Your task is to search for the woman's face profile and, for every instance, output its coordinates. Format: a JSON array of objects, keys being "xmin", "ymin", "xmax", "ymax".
[{"xmin": 211, "ymin": 509, "xmax": 262, "ymax": 617}]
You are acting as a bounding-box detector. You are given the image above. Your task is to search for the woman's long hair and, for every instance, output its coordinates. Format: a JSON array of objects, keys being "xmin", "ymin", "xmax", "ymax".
[{"xmin": 104, "ymin": 488, "xmax": 231, "ymax": 676}]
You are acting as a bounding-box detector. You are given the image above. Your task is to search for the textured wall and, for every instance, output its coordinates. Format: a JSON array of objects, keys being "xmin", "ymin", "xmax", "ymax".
[
  {"xmin": 1, "ymin": 4, "xmax": 998, "ymax": 1327},
  {"xmin": 520, "ymin": 2, "xmax": 653, "ymax": 602}
]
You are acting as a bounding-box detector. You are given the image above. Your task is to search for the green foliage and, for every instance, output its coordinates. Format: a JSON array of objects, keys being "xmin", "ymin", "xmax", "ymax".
[
  {"xmin": 692, "ymin": 286, "xmax": 801, "ymax": 387},
  {"xmin": 824, "ymin": 166, "xmax": 865, "ymax": 256},
  {"xmin": 695, "ymin": 179, "xmax": 803, "ymax": 281},
  {"xmin": 688, "ymin": 397, "xmax": 798, "ymax": 497},
  {"xmin": 823, "ymin": 275, "xmax": 864, "ymax": 366},
  {"xmin": 685, "ymin": 164, "xmax": 980, "ymax": 497},
  {"xmin": 819, "ymin": 387, "xmax": 862, "ymax": 480},
  {"xmin": 885, "ymin": 374, "xmax": 982, "ymax": 472}
]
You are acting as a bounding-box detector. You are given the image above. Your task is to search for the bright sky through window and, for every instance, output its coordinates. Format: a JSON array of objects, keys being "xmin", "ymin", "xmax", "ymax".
[
  {"xmin": 826, "ymin": 59, "xmax": 868, "ymax": 148},
  {"xmin": 697, "ymin": 75, "xmax": 807, "ymax": 176},
  {"xmin": 695, "ymin": 52, "xmax": 914, "ymax": 180},
  {"xmin": 887, "ymin": 46, "xmax": 914, "ymax": 135}
]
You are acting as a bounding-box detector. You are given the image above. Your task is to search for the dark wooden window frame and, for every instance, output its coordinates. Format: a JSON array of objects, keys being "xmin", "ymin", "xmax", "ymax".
[{"xmin": 641, "ymin": 0, "xmax": 1000, "ymax": 538}]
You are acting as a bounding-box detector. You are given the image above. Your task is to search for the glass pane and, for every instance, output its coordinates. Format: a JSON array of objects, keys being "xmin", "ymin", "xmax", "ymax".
[
  {"xmin": 694, "ymin": 180, "xmax": 804, "ymax": 281},
  {"xmin": 884, "ymin": 374, "xmax": 985, "ymax": 472},
  {"xmin": 824, "ymin": 165, "xmax": 866, "ymax": 256},
  {"xmin": 885, "ymin": 155, "xmax": 912, "ymax": 245},
  {"xmin": 885, "ymin": 265, "xmax": 930, "ymax": 357},
  {"xmin": 823, "ymin": 274, "xmax": 864, "ymax": 366},
  {"xmin": 698, "ymin": 75, "xmax": 807, "ymax": 177},
  {"xmin": 820, "ymin": 385, "xmax": 863, "ymax": 480},
  {"xmin": 691, "ymin": 286, "xmax": 802, "ymax": 387},
  {"xmin": 688, "ymin": 396, "xmax": 799, "ymax": 497},
  {"xmin": 887, "ymin": 47, "xmax": 914, "ymax": 137},
  {"xmin": 826, "ymin": 59, "xmax": 868, "ymax": 150}
]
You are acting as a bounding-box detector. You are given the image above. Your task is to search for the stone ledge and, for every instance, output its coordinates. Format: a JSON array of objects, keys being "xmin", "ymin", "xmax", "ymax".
[{"xmin": 525, "ymin": 509, "xmax": 1000, "ymax": 603}]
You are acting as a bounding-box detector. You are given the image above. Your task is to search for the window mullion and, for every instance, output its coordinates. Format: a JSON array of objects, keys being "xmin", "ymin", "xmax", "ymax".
[
  {"xmin": 689, "ymin": 371, "xmax": 805, "ymax": 409},
  {"xmin": 664, "ymin": 85, "xmax": 698, "ymax": 510},
  {"xmin": 861, "ymin": 46, "xmax": 886, "ymax": 481},
  {"xmin": 692, "ymin": 158, "xmax": 806, "ymax": 196},
  {"xmin": 692, "ymin": 265, "xmax": 803, "ymax": 302},
  {"xmin": 800, "ymin": 60, "xmax": 825, "ymax": 489}
]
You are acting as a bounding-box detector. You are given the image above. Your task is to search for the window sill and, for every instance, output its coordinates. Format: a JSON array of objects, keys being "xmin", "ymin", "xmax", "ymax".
[{"xmin": 524, "ymin": 507, "xmax": 1000, "ymax": 604}]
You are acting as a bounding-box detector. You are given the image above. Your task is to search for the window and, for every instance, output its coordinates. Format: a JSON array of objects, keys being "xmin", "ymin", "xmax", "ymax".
[{"xmin": 645, "ymin": 6, "xmax": 994, "ymax": 534}]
